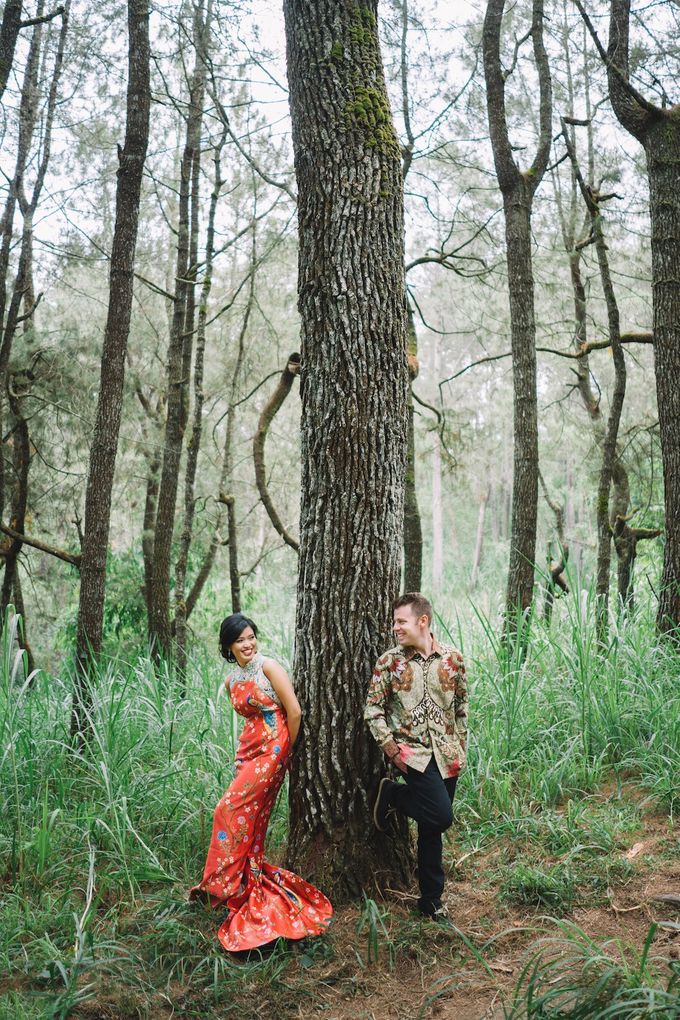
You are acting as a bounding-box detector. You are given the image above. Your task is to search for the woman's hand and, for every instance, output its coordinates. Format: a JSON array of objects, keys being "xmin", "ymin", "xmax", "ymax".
[{"xmin": 262, "ymin": 658, "xmax": 302, "ymax": 745}]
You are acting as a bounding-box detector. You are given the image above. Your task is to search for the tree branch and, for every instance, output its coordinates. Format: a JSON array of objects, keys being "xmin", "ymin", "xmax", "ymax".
[
  {"xmin": 0, "ymin": 523, "xmax": 81, "ymax": 568},
  {"xmin": 253, "ymin": 354, "xmax": 300, "ymax": 552},
  {"xmin": 572, "ymin": 0, "xmax": 663, "ymax": 138}
]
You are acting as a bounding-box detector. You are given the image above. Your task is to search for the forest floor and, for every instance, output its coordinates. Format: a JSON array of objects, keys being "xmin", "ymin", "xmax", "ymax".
[{"xmin": 6, "ymin": 780, "xmax": 678, "ymax": 1020}]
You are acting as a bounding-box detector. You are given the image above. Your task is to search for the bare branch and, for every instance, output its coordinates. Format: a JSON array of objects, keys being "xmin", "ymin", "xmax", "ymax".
[
  {"xmin": 253, "ymin": 353, "xmax": 300, "ymax": 552},
  {"xmin": 0, "ymin": 522, "xmax": 81, "ymax": 568}
]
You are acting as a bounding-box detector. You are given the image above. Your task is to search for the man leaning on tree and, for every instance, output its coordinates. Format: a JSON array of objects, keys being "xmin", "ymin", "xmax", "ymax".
[{"xmin": 364, "ymin": 591, "xmax": 469, "ymax": 923}]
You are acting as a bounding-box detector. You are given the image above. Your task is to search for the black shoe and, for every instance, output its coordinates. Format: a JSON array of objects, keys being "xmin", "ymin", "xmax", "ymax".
[
  {"xmin": 373, "ymin": 776, "xmax": 396, "ymax": 832},
  {"xmin": 416, "ymin": 904, "xmax": 453, "ymax": 928},
  {"xmin": 430, "ymin": 906, "xmax": 453, "ymax": 928}
]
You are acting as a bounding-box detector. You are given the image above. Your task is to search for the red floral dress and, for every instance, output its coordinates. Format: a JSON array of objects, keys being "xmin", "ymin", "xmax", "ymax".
[{"xmin": 190, "ymin": 652, "xmax": 333, "ymax": 952}]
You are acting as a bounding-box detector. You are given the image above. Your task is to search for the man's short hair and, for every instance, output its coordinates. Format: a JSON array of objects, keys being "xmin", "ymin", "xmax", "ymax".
[{"xmin": 393, "ymin": 591, "xmax": 433, "ymax": 624}]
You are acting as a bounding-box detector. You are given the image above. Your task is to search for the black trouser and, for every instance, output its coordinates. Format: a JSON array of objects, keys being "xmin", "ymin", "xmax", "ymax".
[{"xmin": 387, "ymin": 756, "xmax": 457, "ymax": 915}]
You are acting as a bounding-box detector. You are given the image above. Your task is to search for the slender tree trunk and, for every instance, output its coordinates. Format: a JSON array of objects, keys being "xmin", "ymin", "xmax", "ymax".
[
  {"xmin": 0, "ymin": 1, "xmax": 67, "ymax": 652},
  {"xmin": 0, "ymin": 390, "xmax": 30, "ymax": 621},
  {"xmin": 403, "ymin": 391, "xmax": 422, "ymax": 590},
  {"xmin": 12, "ymin": 569, "xmax": 35, "ymax": 677},
  {"xmin": 538, "ymin": 472, "xmax": 568, "ymax": 626},
  {"xmin": 141, "ymin": 449, "xmax": 160, "ymax": 621},
  {"xmin": 403, "ymin": 305, "xmax": 422, "ymax": 591},
  {"xmin": 149, "ymin": 6, "xmax": 207, "ymax": 657},
  {"xmin": 72, "ymin": 0, "xmax": 150, "ymax": 734},
  {"xmin": 483, "ymin": 0, "xmax": 552, "ymax": 630},
  {"xmin": 222, "ymin": 252, "xmax": 256, "ymax": 614},
  {"xmin": 592, "ymin": 229, "xmax": 625, "ymax": 635},
  {"xmin": 174, "ymin": 114, "xmax": 221, "ymax": 676},
  {"xmin": 470, "ymin": 486, "xmax": 489, "ymax": 590},
  {"xmin": 503, "ymin": 196, "xmax": 540, "ymax": 618},
  {"xmin": 431, "ymin": 340, "xmax": 443, "ymax": 595},
  {"xmin": 284, "ymin": 0, "xmax": 411, "ymax": 898},
  {"xmin": 562, "ymin": 121, "xmax": 627, "ymax": 637},
  {"xmin": 0, "ymin": 4, "xmax": 49, "ymax": 519},
  {"xmin": 612, "ymin": 520, "xmax": 661, "ymax": 610}
]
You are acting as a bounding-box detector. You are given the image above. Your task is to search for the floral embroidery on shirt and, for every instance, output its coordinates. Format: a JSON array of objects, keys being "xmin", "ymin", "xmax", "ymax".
[{"xmin": 364, "ymin": 639, "xmax": 469, "ymax": 777}]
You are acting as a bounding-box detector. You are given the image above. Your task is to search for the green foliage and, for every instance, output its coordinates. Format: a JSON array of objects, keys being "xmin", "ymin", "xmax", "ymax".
[
  {"xmin": 55, "ymin": 550, "xmax": 147, "ymax": 661},
  {"xmin": 356, "ymin": 894, "xmax": 394, "ymax": 967},
  {"xmin": 500, "ymin": 863, "xmax": 576, "ymax": 913},
  {"xmin": 1, "ymin": 602, "xmax": 679, "ymax": 1015},
  {"xmin": 503, "ymin": 920, "xmax": 680, "ymax": 1018}
]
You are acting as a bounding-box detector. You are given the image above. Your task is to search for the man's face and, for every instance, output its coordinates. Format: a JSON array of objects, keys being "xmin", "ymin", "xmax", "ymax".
[{"xmin": 393, "ymin": 605, "xmax": 428, "ymax": 647}]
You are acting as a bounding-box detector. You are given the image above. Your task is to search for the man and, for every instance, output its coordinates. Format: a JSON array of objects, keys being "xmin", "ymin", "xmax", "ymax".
[{"xmin": 364, "ymin": 591, "xmax": 468, "ymax": 923}]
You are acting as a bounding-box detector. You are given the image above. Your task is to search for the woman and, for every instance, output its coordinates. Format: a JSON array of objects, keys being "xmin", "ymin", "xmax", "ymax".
[{"xmin": 190, "ymin": 613, "xmax": 332, "ymax": 952}]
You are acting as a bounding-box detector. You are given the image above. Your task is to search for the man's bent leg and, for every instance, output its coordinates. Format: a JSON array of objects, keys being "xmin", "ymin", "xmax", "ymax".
[{"xmin": 389, "ymin": 758, "xmax": 458, "ymax": 915}]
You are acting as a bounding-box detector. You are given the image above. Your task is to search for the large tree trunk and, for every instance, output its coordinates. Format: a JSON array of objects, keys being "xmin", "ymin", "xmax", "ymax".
[
  {"xmin": 646, "ymin": 123, "xmax": 680, "ymax": 632},
  {"xmin": 283, "ymin": 0, "xmax": 411, "ymax": 898},
  {"xmin": 0, "ymin": 0, "xmax": 22, "ymax": 104},
  {"xmin": 73, "ymin": 0, "xmax": 150, "ymax": 733},
  {"xmin": 482, "ymin": 0, "xmax": 552, "ymax": 628}
]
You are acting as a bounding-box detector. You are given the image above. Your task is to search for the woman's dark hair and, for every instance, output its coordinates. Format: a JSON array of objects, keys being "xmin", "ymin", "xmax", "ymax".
[{"xmin": 219, "ymin": 613, "xmax": 258, "ymax": 661}]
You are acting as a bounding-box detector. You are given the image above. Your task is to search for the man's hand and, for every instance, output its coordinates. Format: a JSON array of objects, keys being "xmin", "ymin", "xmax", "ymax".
[{"xmin": 383, "ymin": 739, "xmax": 407, "ymax": 774}]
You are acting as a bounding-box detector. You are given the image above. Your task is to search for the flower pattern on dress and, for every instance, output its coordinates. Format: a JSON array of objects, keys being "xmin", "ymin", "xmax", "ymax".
[{"xmin": 190, "ymin": 651, "xmax": 333, "ymax": 952}]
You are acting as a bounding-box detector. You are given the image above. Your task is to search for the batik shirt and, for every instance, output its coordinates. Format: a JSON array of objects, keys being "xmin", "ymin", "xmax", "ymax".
[{"xmin": 364, "ymin": 638, "xmax": 468, "ymax": 778}]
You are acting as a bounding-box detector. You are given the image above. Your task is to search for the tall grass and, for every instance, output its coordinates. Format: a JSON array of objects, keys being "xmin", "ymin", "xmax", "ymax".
[
  {"xmin": 438, "ymin": 592, "xmax": 680, "ymax": 841},
  {"xmin": 1, "ymin": 597, "xmax": 679, "ymax": 1016},
  {"xmin": 502, "ymin": 919, "xmax": 680, "ymax": 1018}
]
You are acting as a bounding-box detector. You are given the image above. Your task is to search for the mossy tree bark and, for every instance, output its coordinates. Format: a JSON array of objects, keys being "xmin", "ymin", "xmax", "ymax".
[
  {"xmin": 283, "ymin": 0, "xmax": 411, "ymax": 898},
  {"xmin": 483, "ymin": 0, "xmax": 552, "ymax": 633},
  {"xmin": 73, "ymin": 0, "xmax": 150, "ymax": 734}
]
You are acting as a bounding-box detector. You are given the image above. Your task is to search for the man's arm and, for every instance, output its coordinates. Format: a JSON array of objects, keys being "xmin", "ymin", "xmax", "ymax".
[{"xmin": 364, "ymin": 654, "xmax": 403, "ymax": 766}]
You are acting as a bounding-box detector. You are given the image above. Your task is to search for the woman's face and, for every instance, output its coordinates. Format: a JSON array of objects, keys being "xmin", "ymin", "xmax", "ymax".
[{"xmin": 231, "ymin": 625, "xmax": 257, "ymax": 666}]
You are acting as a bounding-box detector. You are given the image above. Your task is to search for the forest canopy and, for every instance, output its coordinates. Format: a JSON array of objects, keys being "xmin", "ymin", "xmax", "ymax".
[{"xmin": 0, "ymin": 0, "xmax": 673, "ymax": 672}]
